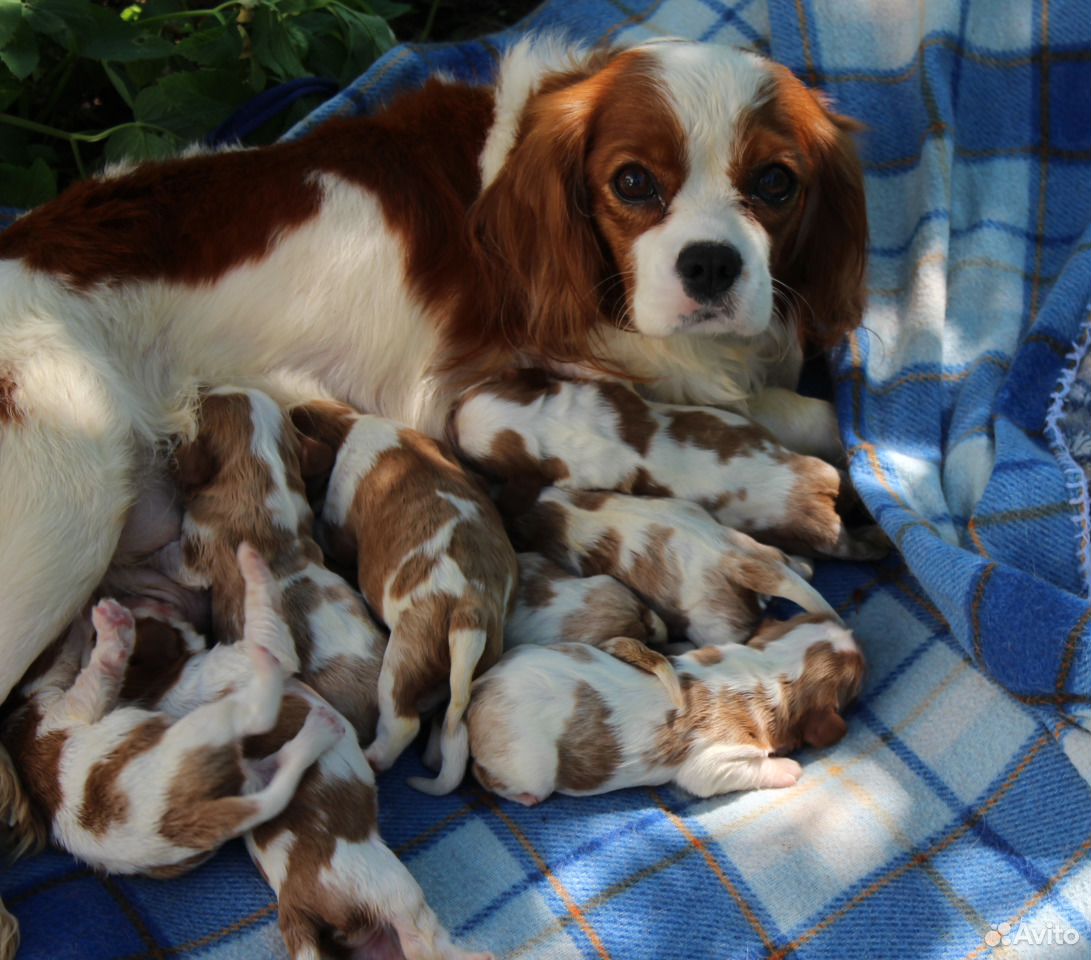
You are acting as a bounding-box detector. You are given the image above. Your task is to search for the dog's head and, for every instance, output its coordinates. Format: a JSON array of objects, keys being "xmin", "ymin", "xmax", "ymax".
[{"xmin": 472, "ymin": 38, "xmax": 866, "ymax": 361}]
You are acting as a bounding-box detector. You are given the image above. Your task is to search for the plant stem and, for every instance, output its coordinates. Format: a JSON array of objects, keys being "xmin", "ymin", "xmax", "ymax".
[
  {"xmin": 0, "ymin": 114, "xmax": 175, "ymax": 145},
  {"xmin": 133, "ymin": 0, "xmax": 244, "ymax": 28},
  {"xmin": 69, "ymin": 139, "xmax": 86, "ymax": 179},
  {"xmin": 418, "ymin": 0, "xmax": 441, "ymax": 43}
]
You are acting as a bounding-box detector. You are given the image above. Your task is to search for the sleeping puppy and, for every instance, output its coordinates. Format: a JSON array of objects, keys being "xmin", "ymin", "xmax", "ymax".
[
  {"xmin": 507, "ymin": 552, "xmax": 668, "ymax": 648},
  {"xmin": 106, "ymin": 553, "xmax": 491, "ymax": 960},
  {"xmin": 245, "ymin": 682, "xmax": 493, "ymax": 960},
  {"xmin": 453, "ymin": 370, "xmax": 886, "ymax": 559},
  {"xmin": 468, "ymin": 614, "xmax": 864, "ymax": 804},
  {"xmin": 0, "ymin": 545, "xmax": 338, "ymax": 877},
  {"xmin": 505, "ymin": 553, "xmax": 682, "ymax": 707},
  {"xmin": 163, "ymin": 386, "xmax": 388, "ymax": 742},
  {"xmin": 308, "ymin": 406, "xmax": 518, "ymax": 795},
  {"xmin": 511, "ymin": 487, "xmax": 838, "ymax": 646}
]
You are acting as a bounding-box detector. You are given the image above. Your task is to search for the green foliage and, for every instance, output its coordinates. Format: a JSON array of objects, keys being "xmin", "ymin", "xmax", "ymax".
[{"xmin": 0, "ymin": 0, "xmax": 413, "ymax": 207}]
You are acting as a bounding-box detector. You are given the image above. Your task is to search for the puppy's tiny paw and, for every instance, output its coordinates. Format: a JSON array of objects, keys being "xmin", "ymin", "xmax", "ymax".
[{"xmin": 760, "ymin": 757, "xmax": 803, "ymax": 789}]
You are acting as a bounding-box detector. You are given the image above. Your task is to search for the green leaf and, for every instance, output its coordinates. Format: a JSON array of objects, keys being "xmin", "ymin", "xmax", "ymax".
[
  {"xmin": 134, "ymin": 68, "xmax": 250, "ymax": 141},
  {"xmin": 0, "ymin": 0, "xmax": 21, "ymax": 48},
  {"xmin": 359, "ymin": 0, "xmax": 410, "ymax": 21},
  {"xmin": 83, "ymin": 24, "xmax": 175, "ymax": 63},
  {"xmin": 103, "ymin": 126, "xmax": 176, "ymax": 166},
  {"xmin": 334, "ymin": 6, "xmax": 393, "ymax": 76},
  {"xmin": 0, "ymin": 69, "xmax": 19, "ymax": 111},
  {"xmin": 175, "ymin": 21, "xmax": 244, "ymax": 67},
  {"xmin": 0, "ymin": 156, "xmax": 56, "ymax": 207},
  {"xmin": 0, "ymin": 20, "xmax": 39, "ymax": 80},
  {"xmin": 101, "ymin": 60, "xmax": 135, "ymax": 109},
  {"xmin": 250, "ymin": 6, "xmax": 310, "ymax": 81}
]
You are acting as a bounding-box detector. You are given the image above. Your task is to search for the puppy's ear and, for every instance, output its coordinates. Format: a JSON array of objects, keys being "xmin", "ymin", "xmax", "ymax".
[
  {"xmin": 290, "ymin": 401, "xmax": 356, "ymax": 454},
  {"xmin": 173, "ymin": 435, "xmax": 216, "ymax": 491},
  {"xmin": 800, "ymin": 704, "xmax": 847, "ymax": 748},
  {"xmin": 468, "ymin": 68, "xmax": 612, "ymax": 365},
  {"xmin": 298, "ymin": 435, "xmax": 334, "ymax": 480}
]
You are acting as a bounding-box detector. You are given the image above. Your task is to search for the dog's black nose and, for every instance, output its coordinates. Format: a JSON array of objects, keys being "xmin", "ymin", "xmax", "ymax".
[{"xmin": 676, "ymin": 242, "xmax": 743, "ymax": 303}]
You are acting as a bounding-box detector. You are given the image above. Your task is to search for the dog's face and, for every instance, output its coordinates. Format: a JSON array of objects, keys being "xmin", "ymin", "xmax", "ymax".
[{"xmin": 474, "ymin": 40, "xmax": 867, "ymax": 359}]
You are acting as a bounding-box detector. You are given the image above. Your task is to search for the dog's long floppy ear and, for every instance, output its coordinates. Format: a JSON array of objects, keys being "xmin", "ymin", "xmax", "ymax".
[
  {"xmin": 468, "ymin": 70, "xmax": 612, "ymax": 365},
  {"xmin": 780, "ymin": 87, "xmax": 868, "ymax": 350},
  {"xmin": 173, "ymin": 434, "xmax": 216, "ymax": 491}
]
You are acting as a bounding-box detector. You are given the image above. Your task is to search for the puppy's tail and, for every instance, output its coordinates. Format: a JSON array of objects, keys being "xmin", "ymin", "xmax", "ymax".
[{"xmin": 407, "ymin": 626, "xmax": 486, "ymax": 796}]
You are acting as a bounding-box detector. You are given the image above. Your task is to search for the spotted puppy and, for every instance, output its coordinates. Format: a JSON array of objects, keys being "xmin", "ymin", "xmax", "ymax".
[
  {"xmin": 453, "ymin": 371, "xmax": 886, "ymax": 559},
  {"xmin": 306, "ymin": 406, "xmax": 518, "ymax": 795},
  {"xmin": 505, "ymin": 553, "xmax": 682, "ymax": 706},
  {"xmin": 165, "ymin": 386, "xmax": 387, "ymax": 741},
  {"xmin": 512, "ymin": 487, "xmax": 838, "ymax": 646},
  {"xmin": 246, "ymin": 681, "xmax": 492, "ymax": 960},
  {"xmin": 0, "ymin": 545, "xmax": 338, "ymax": 877},
  {"xmin": 110, "ymin": 552, "xmax": 489, "ymax": 960},
  {"xmin": 468, "ymin": 614, "xmax": 864, "ymax": 804}
]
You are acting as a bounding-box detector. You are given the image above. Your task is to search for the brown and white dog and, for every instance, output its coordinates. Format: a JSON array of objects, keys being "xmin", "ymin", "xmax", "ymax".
[
  {"xmin": 511, "ymin": 487, "xmax": 838, "ymax": 646},
  {"xmin": 101, "ymin": 553, "xmax": 490, "ymax": 960},
  {"xmin": 313, "ymin": 410, "xmax": 518, "ymax": 795},
  {"xmin": 0, "ymin": 545, "xmax": 338, "ymax": 878},
  {"xmin": 455, "ymin": 371, "xmax": 887, "ymax": 559},
  {"xmin": 0, "ymin": 37, "xmax": 866, "ymax": 878},
  {"xmin": 163, "ymin": 386, "xmax": 388, "ymax": 742},
  {"xmin": 468, "ymin": 614, "xmax": 864, "ymax": 804},
  {"xmin": 507, "ymin": 552, "xmax": 668, "ymax": 649}
]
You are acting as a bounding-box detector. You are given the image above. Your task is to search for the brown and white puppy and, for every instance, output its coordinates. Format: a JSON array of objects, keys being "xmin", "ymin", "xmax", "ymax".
[
  {"xmin": 109, "ymin": 554, "xmax": 490, "ymax": 960},
  {"xmin": 505, "ymin": 553, "xmax": 682, "ymax": 707},
  {"xmin": 314, "ymin": 411, "xmax": 518, "ymax": 795},
  {"xmin": 508, "ymin": 552, "xmax": 668, "ymax": 648},
  {"xmin": 164, "ymin": 386, "xmax": 387, "ymax": 742},
  {"xmin": 245, "ymin": 682, "xmax": 492, "ymax": 960},
  {"xmin": 453, "ymin": 371, "xmax": 886, "ymax": 559},
  {"xmin": 0, "ymin": 545, "xmax": 338, "ymax": 877},
  {"xmin": 468, "ymin": 614, "xmax": 863, "ymax": 804},
  {"xmin": 511, "ymin": 487, "xmax": 838, "ymax": 646}
]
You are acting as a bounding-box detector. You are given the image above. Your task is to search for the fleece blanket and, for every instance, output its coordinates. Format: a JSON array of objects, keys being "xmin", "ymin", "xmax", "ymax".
[{"xmin": 3, "ymin": 1, "xmax": 1090, "ymax": 958}]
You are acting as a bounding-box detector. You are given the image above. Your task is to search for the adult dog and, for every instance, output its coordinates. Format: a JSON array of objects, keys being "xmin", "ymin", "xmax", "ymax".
[{"xmin": 0, "ymin": 36, "xmax": 865, "ymax": 869}]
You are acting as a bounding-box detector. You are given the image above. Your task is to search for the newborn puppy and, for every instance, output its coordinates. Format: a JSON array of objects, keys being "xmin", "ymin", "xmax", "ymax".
[
  {"xmin": 505, "ymin": 553, "xmax": 682, "ymax": 707},
  {"xmin": 246, "ymin": 682, "xmax": 492, "ymax": 960},
  {"xmin": 113, "ymin": 553, "xmax": 490, "ymax": 960},
  {"xmin": 165, "ymin": 386, "xmax": 387, "ymax": 741},
  {"xmin": 468, "ymin": 614, "xmax": 863, "ymax": 804},
  {"xmin": 511, "ymin": 487, "xmax": 838, "ymax": 646},
  {"xmin": 310, "ymin": 408, "xmax": 518, "ymax": 795},
  {"xmin": 508, "ymin": 553, "xmax": 668, "ymax": 648},
  {"xmin": 453, "ymin": 371, "xmax": 886, "ymax": 560},
  {"xmin": 0, "ymin": 545, "xmax": 337, "ymax": 877}
]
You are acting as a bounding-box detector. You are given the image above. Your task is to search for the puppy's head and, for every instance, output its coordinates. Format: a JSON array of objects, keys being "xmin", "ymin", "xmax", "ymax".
[{"xmin": 473, "ymin": 39, "xmax": 866, "ymax": 360}]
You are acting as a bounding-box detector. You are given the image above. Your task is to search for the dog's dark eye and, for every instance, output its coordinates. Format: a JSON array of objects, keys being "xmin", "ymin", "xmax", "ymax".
[
  {"xmin": 751, "ymin": 164, "xmax": 797, "ymax": 205},
  {"xmin": 613, "ymin": 164, "xmax": 658, "ymax": 203}
]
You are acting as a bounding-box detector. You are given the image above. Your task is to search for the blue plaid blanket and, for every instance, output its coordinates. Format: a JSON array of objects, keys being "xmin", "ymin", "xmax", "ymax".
[{"xmin": 4, "ymin": 1, "xmax": 1090, "ymax": 957}]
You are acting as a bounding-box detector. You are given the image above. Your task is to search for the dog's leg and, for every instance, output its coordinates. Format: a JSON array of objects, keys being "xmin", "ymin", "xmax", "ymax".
[
  {"xmin": 675, "ymin": 745, "xmax": 801, "ymax": 797},
  {"xmin": 364, "ymin": 631, "xmax": 422, "ymax": 773},
  {"xmin": 407, "ymin": 626, "xmax": 484, "ymax": 795},
  {"xmin": 0, "ymin": 351, "xmax": 134, "ymax": 860},
  {"xmin": 43, "ymin": 600, "xmax": 136, "ymax": 727}
]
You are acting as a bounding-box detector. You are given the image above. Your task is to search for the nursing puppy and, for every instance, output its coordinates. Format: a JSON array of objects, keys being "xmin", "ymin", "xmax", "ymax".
[
  {"xmin": 0, "ymin": 545, "xmax": 337, "ymax": 877},
  {"xmin": 511, "ymin": 487, "xmax": 838, "ymax": 646},
  {"xmin": 165, "ymin": 386, "xmax": 387, "ymax": 741},
  {"xmin": 454, "ymin": 371, "xmax": 886, "ymax": 560},
  {"xmin": 314, "ymin": 410, "xmax": 518, "ymax": 794},
  {"xmin": 109, "ymin": 555, "xmax": 490, "ymax": 960},
  {"xmin": 468, "ymin": 614, "xmax": 863, "ymax": 804}
]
